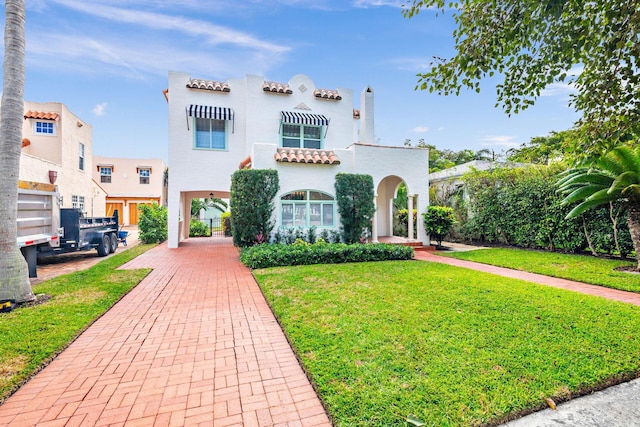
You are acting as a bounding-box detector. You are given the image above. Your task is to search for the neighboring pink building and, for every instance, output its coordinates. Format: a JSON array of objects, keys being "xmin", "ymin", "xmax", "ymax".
[
  {"xmin": 92, "ymin": 156, "xmax": 166, "ymax": 225},
  {"xmin": 19, "ymin": 101, "xmax": 106, "ymax": 217}
]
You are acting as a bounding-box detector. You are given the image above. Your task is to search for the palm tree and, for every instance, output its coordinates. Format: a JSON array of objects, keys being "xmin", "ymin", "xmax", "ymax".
[
  {"xmin": 191, "ymin": 197, "xmax": 228, "ymax": 219},
  {"xmin": 557, "ymin": 146, "xmax": 640, "ymax": 269},
  {"xmin": 0, "ymin": 0, "xmax": 34, "ymax": 303}
]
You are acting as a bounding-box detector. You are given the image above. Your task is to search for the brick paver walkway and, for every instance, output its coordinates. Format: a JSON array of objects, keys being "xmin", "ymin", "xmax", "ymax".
[
  {"xmin": 0, "ymin": 237, "xmax": 331, "ymax": 427},
  {"xmin": 415, "ymin": 251, "xmax": 640, "ymax": 306}
]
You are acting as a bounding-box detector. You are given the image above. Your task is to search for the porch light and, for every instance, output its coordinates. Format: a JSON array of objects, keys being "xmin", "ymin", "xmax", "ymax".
[{"xmin": 48, "ymin": 170, "xmax": 58, "ymax": 184}]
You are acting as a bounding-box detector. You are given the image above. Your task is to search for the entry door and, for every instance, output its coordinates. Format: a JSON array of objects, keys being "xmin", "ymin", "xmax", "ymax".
[{"xmin": 106, "ymin": 203, "xmax": 124, "ymax": 225}]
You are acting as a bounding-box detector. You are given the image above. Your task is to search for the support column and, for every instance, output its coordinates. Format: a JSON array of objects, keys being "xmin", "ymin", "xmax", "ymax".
[
  {"xmin": 372, "ymin": 194, "xmax": 378, "ymax": 243},
  {"xmin": 408, "ymin": 194, "xmax": 414, "ymax": 240}
]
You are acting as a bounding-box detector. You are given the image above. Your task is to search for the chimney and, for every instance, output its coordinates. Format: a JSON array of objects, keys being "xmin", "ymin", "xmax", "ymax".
[{"xmin": 360, "ymin": 86, "xmax": 374, "ymax": 144}]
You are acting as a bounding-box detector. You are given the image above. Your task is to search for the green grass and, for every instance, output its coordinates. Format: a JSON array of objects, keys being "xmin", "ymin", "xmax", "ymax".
[
  {"xmin": 0, "ymin": 245, "xmax": 154, "ymax": 403},
  {"xmin": 254, "ymin": 260, "xmax": 640, "ymax": 426},
  {"xmin": 440, "ymin": 248, "xmax": 640, "ymax": 293}
]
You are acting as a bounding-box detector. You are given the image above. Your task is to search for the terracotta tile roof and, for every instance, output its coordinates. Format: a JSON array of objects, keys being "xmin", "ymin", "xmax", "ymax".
[
  {"xmin": 238, "ymin": 156, "xmax": 252, "ymax": 170},
  {"xmin": 314, "ymin": 88, "xmax": 342, "ymax": 100},
  {"xmin": 274, "ymin": 148, "xmax": 340, "ymax": 165},
  {"xmin": 24, "ymin": 111, "xmax": 59, "ymax": 121},
  {"xmin": 353, "ymin": 108, "xmax": 360, "ymax": 119},
  {"xmin": 186, "ymin": 78, "xmax": 230, "ymax": 92},
  {"xmin": 263, "ymin": 81, "xmax": 292, "ymax": 94}
]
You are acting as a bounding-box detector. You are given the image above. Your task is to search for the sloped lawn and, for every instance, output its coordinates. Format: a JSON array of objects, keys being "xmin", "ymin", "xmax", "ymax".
[
  {"xmin": 254, "ymin": 260, "xmax": 640, "ymax": 426},
  {"xmin": 441, "ymin": 248, "xmax": 640, "ymax": 293}
]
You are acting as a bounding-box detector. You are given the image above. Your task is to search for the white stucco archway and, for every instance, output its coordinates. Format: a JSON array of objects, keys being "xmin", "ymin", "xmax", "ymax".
[{"xmin": 372, "ymin": 175, "xmax": 420, "ymax": 243}]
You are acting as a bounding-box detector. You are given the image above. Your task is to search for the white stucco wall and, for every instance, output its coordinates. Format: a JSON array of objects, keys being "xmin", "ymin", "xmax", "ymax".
[{"xmin": 167, "ymin": 71, "xmax": 430, "ymax": 247}]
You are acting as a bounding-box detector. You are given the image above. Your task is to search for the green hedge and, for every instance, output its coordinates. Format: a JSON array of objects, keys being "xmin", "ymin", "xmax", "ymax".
[
  {"xmin": 189, "ymin": 220, "xmax": 210, "ymax": 237},
  {"xmin": 138, "ymin": 202, "xmax": 167, "ymax": 243},
  {"xmin": 454, "ymin": 165, "xmax": 633, "ymax": 256},
  {"xmin": 230, "ymin": 169, "xmax": 279, "ymax": 247},
  {"xmin": 240, "ymin": 242, "xmax": 414, "ymax": 269},
  {"xmin": 335, "ymin": 173, "xmax": 375, "ymax": 243}
]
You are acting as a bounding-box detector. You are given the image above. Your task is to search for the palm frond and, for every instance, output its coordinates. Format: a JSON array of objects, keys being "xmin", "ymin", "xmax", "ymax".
[{"xmin": 561, "ymin": 184, "xmax": 608, "ymax": 205}]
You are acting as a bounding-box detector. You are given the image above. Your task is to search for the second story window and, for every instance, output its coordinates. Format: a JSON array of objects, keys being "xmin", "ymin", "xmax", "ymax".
[
  {"xmin": 195, "ymin": 118, "xmax": 226, "ymax": 150},
  {"xmin": 282, "ymin": 124, "xmax": 322, "ymax": 149},
  {"xmin": 139, "ymin": 168, "xmax": 150, "ymax": 184},
  {"xmin": 35, "ymin": 121, "xmax": 54, "ymax": 135},
  {"xmin": 100, "ymin": 167, "xmax": 112, "ymax": 183},
  {"xmin": 78, "ymin": 143, "xmax": 85, "ymax": 171}
]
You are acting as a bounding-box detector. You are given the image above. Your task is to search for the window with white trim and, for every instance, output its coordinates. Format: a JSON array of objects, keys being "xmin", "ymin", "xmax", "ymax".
[
  {"xmin": 100, "ymin": 167, "xmax": 112, "ymax": 183},
  {"xmin": 34, "ymin": 121, "xmax": 55, "ymax": 135},
  {"xmin": 139, "ymin": 168, "xmax": 150, "ymax": 184},
  {"xmin": 281, "ymin": 190, "xmax": 335, "ymax": 228},
  {"xmin": 281, "ymin": 124, "xmax": 322, "ymax": 149},
  {"xmin": 194, "ymin": 118, "xmax": 226, "ymax": 150},
  {"xmin": 78, "ymin": 143, "xmax": 85, "ymax": 171},
  {"xmin": 72, "ymin": 195, "xmax": 85, "ymax": 211}
]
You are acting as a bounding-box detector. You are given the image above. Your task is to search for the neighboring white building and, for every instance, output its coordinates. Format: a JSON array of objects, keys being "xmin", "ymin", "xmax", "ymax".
[
  {"xmin": 19, "ymin": 101, "xmax": 105, "ymax": 217},
  {"xmin": 166, "ymin": 72, "xmax": 429, "ymax": 248},
  {"xmin": 92, "ymin": 156, "xmax": 166, "ymax": 225}
]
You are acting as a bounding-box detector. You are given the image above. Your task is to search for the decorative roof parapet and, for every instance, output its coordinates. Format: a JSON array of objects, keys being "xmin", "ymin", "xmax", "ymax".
[
  {"xmin": 187, "ymin": 78, "xmax": 230, "ymax": 92},
  {"xmin": 263, "ymin": 81, "xmax": 293, "ymax": 94},
  {"xmin": 274, "ymin": 148, "xmax": 340, "ymax": 165},
  {"xmin": 24, "ymin": 111, "xmax": 59, "ymax": 121},
  {"xmin": 314, "ymin": 88, "xmax": 342, "ymax": 100}
]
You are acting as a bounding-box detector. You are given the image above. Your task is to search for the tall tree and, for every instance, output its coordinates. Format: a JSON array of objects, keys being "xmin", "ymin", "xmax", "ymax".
[
  {"xmin": 403, "ymin": 1, "xmax": 640, "ymax": 160},
  {"xmin": 0, "ymin": 0, "xmax": 34, "ymax": 302}
]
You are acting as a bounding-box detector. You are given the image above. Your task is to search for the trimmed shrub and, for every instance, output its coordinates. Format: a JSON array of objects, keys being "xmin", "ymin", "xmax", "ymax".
[
  {"xmin": 230, "ymin": 169, "xmax": 279, "ymax": 247},
  {"xmin": 138, "ymin": 202, "xmax": 167, "ymax": 243},
  {"xmin": 240, "ymin": 242, "xmax": 414, "ymax": 269},
  {"xmin": 335, "ymin": 173, "xmax": 375, "ymax": 244},
  {"xmin": 423, "ymin": 206, "xmax": 455, "ymax": 247},
  {"xmin": 221, "ymin": 211, "xmax": 232, "ymax": 237},
  {"xmin": 189, "ymin": 220, "xmax": 210, "ymax": 237}
]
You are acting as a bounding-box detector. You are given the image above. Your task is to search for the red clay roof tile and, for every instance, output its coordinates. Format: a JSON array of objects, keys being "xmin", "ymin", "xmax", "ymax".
[
  {"xmin": 313, "ymin": 88, "xmax": 342, "ymax": 100},
  {"xmin": 24, "ymin": 111, "xmax": 59, "ymax": 121},
  {"xmin": 263, "ymin": 81, "xmax": 293, "ymax": 94},
  {"xmin": 274, "ymin": 148, "xmax": 341, "ymax": 165},
  {"xmin": 187, "ymin": 78, "xmax": 230, "ymax": 92}
]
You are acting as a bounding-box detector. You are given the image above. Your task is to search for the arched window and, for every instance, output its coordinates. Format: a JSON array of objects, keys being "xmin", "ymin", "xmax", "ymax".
[{"xmin": 280, "ymin": 190, "xmax": 335, "ymax": 228}]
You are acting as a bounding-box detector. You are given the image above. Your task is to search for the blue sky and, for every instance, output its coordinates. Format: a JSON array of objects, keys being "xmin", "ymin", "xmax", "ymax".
[{"xmin": 10, "ymin": 0, "xmax": 579, "ymax": 163}]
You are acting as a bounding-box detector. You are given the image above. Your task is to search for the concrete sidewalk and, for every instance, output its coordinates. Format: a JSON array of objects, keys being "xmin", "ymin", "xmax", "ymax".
[{"xmin": 0, "ymin": 237, "xmax": 330, "ymax": 427}]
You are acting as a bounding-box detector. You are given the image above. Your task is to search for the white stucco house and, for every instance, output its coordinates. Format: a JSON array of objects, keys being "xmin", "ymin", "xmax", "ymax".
[{"xmin": 166, "ymin": 72, "xmax": 429, "ymax": 248}]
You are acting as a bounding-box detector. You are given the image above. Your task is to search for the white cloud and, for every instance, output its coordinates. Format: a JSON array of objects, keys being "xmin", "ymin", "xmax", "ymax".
[
  {"xmin": 93, "ymin": 102, "xmax": 107, "ymax": 116},
  {"xmin": 352, "ymin": 0, "xmax": 403, "ymax": 7},
  {"xmin": 479, "ymin": 135, "xmax": 519, "ymax": 147},
  {"xmin": 49, "ymin": 0, "xmax": 290, "ymax": 54},
  {"xmin": 437, "ymin": 126, "xmax": 445, "ymax": 131},
  {"xmin": 388, "ymin": 57, "xmax": 431, "ymax": 72},
  {"xmin": 413, "ymin": 126, "xmax": 429, "ymax": 133},
  {"xmin": 541, "ymin": 65, "xmax": 583, "ymax": 97}
]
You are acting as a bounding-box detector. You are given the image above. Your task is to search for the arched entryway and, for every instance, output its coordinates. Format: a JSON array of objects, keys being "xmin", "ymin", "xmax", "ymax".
[{"xmin": 372, "ymin": 175, "xmax": 420, "ymax": 243}]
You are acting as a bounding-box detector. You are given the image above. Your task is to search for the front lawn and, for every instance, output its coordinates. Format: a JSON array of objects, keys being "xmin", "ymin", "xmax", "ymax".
[
  {"xmin": 0, "ymin": 245, "xmax": 153, "ymax": 403},
  {"xmin": 441, "ymin": 248, "xmax": 640, "ymax": 293},
  {"xmin": 254, "ymin": 260, "xmax": 640, "ymax": 426}
]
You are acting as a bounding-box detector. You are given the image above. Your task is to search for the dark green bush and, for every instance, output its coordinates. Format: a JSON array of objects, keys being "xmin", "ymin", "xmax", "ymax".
[
  {"xmin": 189, "ymin": 220, "xmax": 210, "ymax": 237},
  {"xmin": 423, "ymin": 206, "xmax": 455, "ymax": 247},
  {"xmin": 240, "ymin": 243, "xmax": 414, "ymax": 269},
  {"xmin": 230, "ymin": 169, "xmax": 279, "ymax": 247},
  {"xmin": 335, "ymin": 173, "xmax": 375, "ymax": 244},
  {"xmin": 453, "ymin": 164, "xmax": 633, "ymax": 256},
  {"xmin": 221, "ymin": 211, "xmax": 232, "ymax": 237},
  {"xmin": 138, "ymin": 202, "xmax": 167, "ymax": 243}
]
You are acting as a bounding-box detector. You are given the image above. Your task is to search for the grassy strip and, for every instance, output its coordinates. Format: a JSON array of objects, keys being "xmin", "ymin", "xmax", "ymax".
[
  {"xmin": 440, "ymin": 248, "xmax": 640, "ymax": 293},
  {"xmin": 0, "ymin": 244, "xmax": 154, "ymax": 402},
  {"xmin": 254, "ymin": 260, "xmax": 640, "ymax": 426}
]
